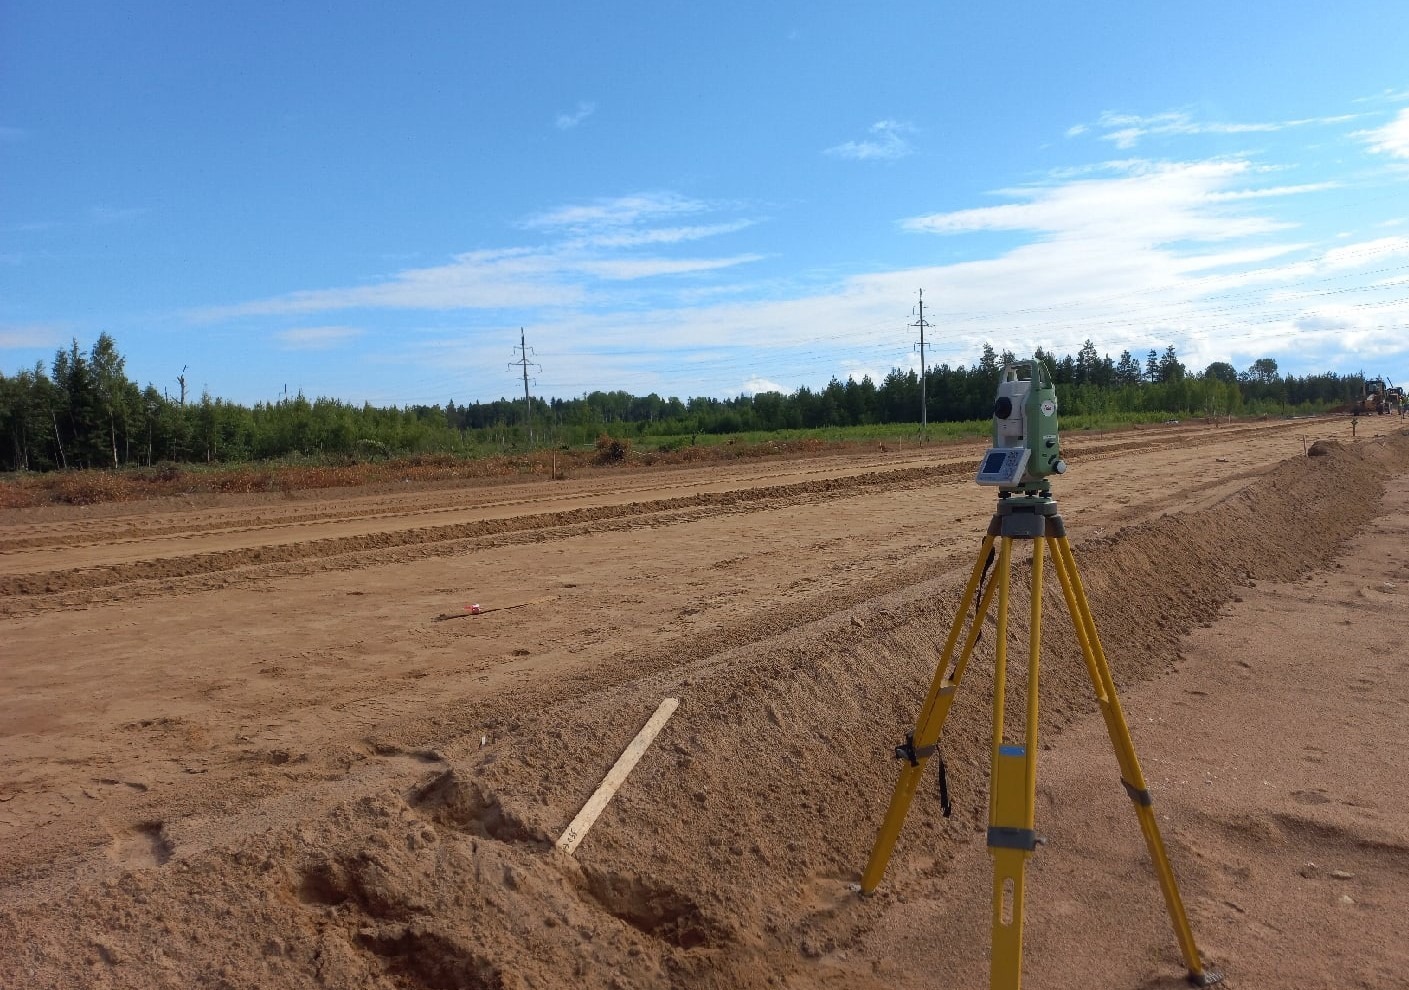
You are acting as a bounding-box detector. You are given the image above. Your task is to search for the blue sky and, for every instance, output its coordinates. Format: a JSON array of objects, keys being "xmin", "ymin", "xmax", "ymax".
[{"xmin": 3, "ymin": 2, "xmax": 1408, "ymax": 407}]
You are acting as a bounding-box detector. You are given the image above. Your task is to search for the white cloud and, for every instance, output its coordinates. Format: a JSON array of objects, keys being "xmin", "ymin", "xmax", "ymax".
[
  {"xmin": 522, "ymin": 194, "xmax": 757, "ymax": 250},
  {"xmin": 1073, "ymin": 109, "xmax": 1361, "ymax": 149},
  {"xmin": 1357, "ymin": 108, "xmax": 1409, "ymax": 159},
  {"xmin": 1321, "ymin": 235, "xmax": 1409, "ymax": 268},
  {"xmin": 554, "ymin": 101, "xmax": 597, "ymax": 130},
  {"xmin": 825, "ymin": 120, "xmax": 914, "ymax": 161},
  {"xmin": 584, "ymin": 219, "xmax": 755, "ymax": 248},
  {"xmin": 574, "ymin": 254, "xmax": 765, "ymax": 280},
  {"xmin": 275, "ymin": 326, "xmax": 365, "ymax": 350},
  {"xmin": 522, "ymin": 192, "xmax": 708, "ymax": 230},
  {"xmin": 1204, "ymin": 182, "xmax": 1339, "ymax": 201},
  {"xmin": 741, "ymin": 376, "xmax": 785, "ymax": 395},
  {"xmin": 1355, "ymin": 88, "xmax": 1409, "ymax": 105},
  {"xmin": 902, "ymin": 159, "xmax": 1291, "ymax": 247}
]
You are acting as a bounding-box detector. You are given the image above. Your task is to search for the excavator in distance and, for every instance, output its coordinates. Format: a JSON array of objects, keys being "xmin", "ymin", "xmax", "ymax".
[{"xmin": 1386, "ymin": 381, "xmax": 1406, "ymax": 414}]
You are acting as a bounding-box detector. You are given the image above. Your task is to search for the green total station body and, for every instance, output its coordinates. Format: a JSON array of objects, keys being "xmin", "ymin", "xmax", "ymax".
[{"xmin": 975, "ymin": 358, "xmax": 1068, "ymax": 492}]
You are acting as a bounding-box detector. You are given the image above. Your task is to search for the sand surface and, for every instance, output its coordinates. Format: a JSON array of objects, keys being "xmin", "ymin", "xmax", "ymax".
[{"xmin": 2, "ymin": 414, "xmax": 1407, "ymax": 988}]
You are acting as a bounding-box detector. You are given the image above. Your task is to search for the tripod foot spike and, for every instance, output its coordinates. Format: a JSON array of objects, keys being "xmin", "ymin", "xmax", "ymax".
[{"xmin": 1188, "ymin": 967, "xmax": 1224, "ymax": 986}]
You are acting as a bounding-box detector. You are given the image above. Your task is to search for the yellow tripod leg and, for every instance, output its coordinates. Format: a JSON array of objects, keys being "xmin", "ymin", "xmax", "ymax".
[
  {"xmin": 861, "ymin": 531, "xmax": 999, "ymax": 893},
  {"xmin": 1048, "ymin": 535, "xmax": 1221, "ymax": 986},
  {"xmin": 988, "ymin": 537, "xmax": 1043, "ymax": 990}
]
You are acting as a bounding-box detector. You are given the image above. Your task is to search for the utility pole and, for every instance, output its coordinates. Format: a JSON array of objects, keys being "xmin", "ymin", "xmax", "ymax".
[
  {"xmin": 911, "ymin": 289, "xmax": 931, "ymax": 440},
  {"xmin": 508, "ymin": 328, "xmax": 542, "ymax": 446}
]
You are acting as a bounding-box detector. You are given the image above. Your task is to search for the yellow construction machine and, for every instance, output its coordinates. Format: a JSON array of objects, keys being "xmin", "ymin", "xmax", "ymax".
[
  {"xmin": 1385, "ymin": 381, "xmax": 1406, "ymax": 414},
  {"xmin": 1353, "ymin": 377, "xmax": 1388, "ymax": 415}
]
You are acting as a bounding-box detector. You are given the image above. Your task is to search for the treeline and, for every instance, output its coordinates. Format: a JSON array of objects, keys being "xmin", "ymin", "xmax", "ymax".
[
  {"xmin": 0, "ymin": 335, "xmax": 1368, "ymax": 472},
  {"xmin": 567, "ymin": 344, "xmax": 1358, "ymax": 436}
]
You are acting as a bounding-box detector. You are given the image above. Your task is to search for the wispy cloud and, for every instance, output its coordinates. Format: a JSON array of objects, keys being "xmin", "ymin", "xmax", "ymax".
[
  {"xmin": 886, "ymin": 161, "xmax": 1409, "ymax": 373},
  {"xmin": 520, "ymin": 194, "xmax": 760, "ymax": 252},
  {"xmin": 1355, "ymin": 88, "xmax": 1409, "ymax": 105},
  {"xmin": 824, "ymin": 120, "xmax": 914, "ymax": 161},
  {"xmin": 1071, "ymin": 109, "xmax": 1361, "ymax": 149},
  {"xmin": 554, "ymin": 101, "xmax": 597, "ymax": 130},
  {"xmin": 901, "ymin": 159, "xmax": 1294, "ymax": 245},
  {"xmin": 194, "ymin": 248, "xmax": 584, "ymax": 319},
  {"xmin": 0, "ymin": 126, "xmax": 25, "ymax": 142},
  {"xmin": 275, "ymin": 325, "xmax": 365, "ymax": 350},
  {"xmin": 1357, "ymin": 108, "xmax": 1409, "ymax": 159},
  {"xmin": 522, "ymin": 192, "xmax": 709, "ymax": 230},
  {"xmin": 1319, "ymin": 235, "xmax": 1409, "ymax": 269},
  {"xmin": 192, "ymin": 193, "xmax": 760, "ymax": 320},
  {"xmin": 1205, "ymin": 182, "xmax": 1339, "ymax": 201},
  {"xmin": 573, "ymin": 254, "xmax": 764, "ymax": 280},
  {"xmin": 0, "ymin": 323, "xmax": 68, "ymax": 350},
  {"xmin": 584, "ymin": 219, "xmax": 756, "ymax": 248}
]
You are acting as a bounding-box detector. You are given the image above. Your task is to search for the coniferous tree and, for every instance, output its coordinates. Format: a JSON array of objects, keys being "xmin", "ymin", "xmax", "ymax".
[
  {"xmin": 1075, "ymin": 339, "xmax": 1099, "ymax": 384},
  {"xmin": 1158, "ymin": 344, "xmax": 1185, "ymax": 382},
  {"xmin": 1115, "ymin": 350, "xmax": 1143, "ymax": 386}
]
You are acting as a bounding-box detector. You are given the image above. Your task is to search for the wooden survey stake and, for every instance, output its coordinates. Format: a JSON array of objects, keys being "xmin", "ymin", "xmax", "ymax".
[
  {"xmin": 556, "ymin": 697, "xmax": 680, "ymax": 855},
  {"xmin": 432, "ymin": 595, "xmax": 558, "ymax": 622}
]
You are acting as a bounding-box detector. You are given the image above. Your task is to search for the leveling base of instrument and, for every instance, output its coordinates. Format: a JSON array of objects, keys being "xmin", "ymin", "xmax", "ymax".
[{"xmin": 861, "ymin": 492, "xmax": 1222, "ymax": 989}]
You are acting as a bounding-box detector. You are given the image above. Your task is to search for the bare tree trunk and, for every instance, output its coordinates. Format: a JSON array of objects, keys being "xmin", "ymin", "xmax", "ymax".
[{"xmin": 51, "ymin": 412, "xmax": 67, "ymax": 470}]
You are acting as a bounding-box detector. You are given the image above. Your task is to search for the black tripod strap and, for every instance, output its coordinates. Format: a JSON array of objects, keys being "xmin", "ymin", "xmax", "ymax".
[
  {"xmin": 973, "ymin": 545, "xmax": 996, "ymax": 645},
  {"xmin": 892, "ymin": 738, "xmax": 953, "ymax": 817},
  {"xmin": 937, "ymin": 752, "xmax": 952, "ymax": 818}
]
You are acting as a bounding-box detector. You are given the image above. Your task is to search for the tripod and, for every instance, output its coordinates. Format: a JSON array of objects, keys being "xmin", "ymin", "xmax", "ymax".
[{"xmin": 861, "ymin": 492, "xmax": 1221, "ymax": 989}]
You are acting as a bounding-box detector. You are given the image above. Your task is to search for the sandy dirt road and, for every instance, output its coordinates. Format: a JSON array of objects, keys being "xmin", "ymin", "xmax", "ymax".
[{"xmin": 2, "ymin": 413, "xmax": 1406, "ymax": 989}]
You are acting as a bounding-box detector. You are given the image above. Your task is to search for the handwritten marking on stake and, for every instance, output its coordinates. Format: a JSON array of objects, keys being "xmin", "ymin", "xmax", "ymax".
[{"xmin": 556, "ymin": 698, "xmax": 680, "ymax": 856}]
